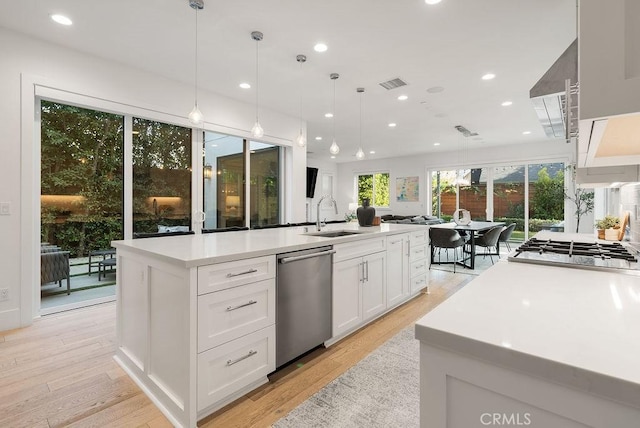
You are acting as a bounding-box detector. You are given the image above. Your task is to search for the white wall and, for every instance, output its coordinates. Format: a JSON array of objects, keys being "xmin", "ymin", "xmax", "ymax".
[
  {"xmin": 0, "ymin": 27, "xmax": 305, "ymax": 331},
  {"xmin": 306, "ymin": 158, "xmax": 340, "ymax": 222},
  {"xmin": 336, "ymin": 139, "xmax": 581, "ymax": 228}
]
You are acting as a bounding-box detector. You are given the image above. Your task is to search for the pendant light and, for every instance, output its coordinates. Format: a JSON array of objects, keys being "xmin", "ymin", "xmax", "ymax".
[
  {"xmin": 250, "ymin": 31, "xmax": 264, "ymax": 138},
  {"xmin": 188, "ymin": 0, "xmax": 204, "ymax": 126},
  {"xmin": 329, "ymin": 73, "xmax": 340, "ymax": 155},
  {"xmin": 295, "ymin": 54, "xmax": 307, "ymax": 147},
  {"xmin": 355, "ymin": 87, "xmax": 365, "ymax": 160}
]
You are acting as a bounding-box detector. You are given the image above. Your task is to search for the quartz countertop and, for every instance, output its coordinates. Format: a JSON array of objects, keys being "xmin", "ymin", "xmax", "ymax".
[
  {"xmin": 112, "ymin": 222, "xmax": 422, "ymax": 268},
  {"xmin": 415, "ymin": 259, "xmax": 640, "ymax": 409}
]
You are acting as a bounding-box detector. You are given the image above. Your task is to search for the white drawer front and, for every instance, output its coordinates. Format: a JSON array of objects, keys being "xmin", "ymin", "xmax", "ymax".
[
  {"xmin": 198, "ymin": 255, "xmax": 275, "ymax": 295},
  {"xmin": 198, "ymin": 279, "xmax": 275, "ymax": 352},
  {"xmin": 333, "ymin": 237, "xmax": 386, "ymax": 262},
  {"xmin": 410, "ymin": 259, "xmax": 428, "ymax": 277},
  {"xmin": 410, "ymin": 244, "xmax": 428, "ymax": 261},
  {"xmin": 411, "ymin": 273, "xmax": 427, "ymax": 293},
  {"xmin": 410, "ymin": 230, "xmax": 428, "ymax": 245},
  {"xmin": 197, "ymin": 325, "xmax": 275, "ymax": 411}
]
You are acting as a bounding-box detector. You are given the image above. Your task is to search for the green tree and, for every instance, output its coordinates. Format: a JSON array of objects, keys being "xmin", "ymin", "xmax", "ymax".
[
  {"xmin": 357, "ymin": 173, "xmax": 389, "ymax": 206},
  {"xmin": 531, "ymin": 167, "xmax": 564, "ymax": 220}
]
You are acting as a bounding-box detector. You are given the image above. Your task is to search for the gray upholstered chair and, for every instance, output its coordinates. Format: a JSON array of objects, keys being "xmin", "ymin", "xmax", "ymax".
[
  {"xmin": 41, "ymin": 250, "xmax": 71, "ymax": 295},
  {"xmin": 429, "ymin": 228, "xmax": 466, "ymax": 273},
  {"xmin": 498, "ymin": 223, "xmax": 517, "ymax": 251},
  {"xmin": 475, "ymin": 225, "xmax": 503, "ymax": 264}
]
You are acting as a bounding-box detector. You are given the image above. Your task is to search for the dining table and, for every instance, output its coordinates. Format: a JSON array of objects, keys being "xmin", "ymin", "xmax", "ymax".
[{"xmin": 429, "ymin": 221, "xmax": 505, "ymax": 270}]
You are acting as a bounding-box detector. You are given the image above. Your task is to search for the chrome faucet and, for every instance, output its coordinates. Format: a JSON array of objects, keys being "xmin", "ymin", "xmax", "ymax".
[{"xmin": 316, "ymin": 195, "xmax": 338, "ymax": 231}]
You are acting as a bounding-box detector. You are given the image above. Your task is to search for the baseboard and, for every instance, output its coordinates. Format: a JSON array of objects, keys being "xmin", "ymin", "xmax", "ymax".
[{"xmin": 0, "ymin": 307, "xmax": 22, "ymax": 333}]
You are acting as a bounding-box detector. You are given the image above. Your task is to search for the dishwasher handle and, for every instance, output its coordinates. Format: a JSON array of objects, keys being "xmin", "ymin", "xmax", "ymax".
[{"xmin": 279, "ymin": 249, "xmax": 336, "ymax": 264}]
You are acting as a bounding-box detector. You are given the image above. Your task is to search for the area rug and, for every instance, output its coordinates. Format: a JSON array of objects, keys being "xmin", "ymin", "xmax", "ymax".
[{"xmin": 273, "ymin": 325, "xmax": 420, "ymax": 428}]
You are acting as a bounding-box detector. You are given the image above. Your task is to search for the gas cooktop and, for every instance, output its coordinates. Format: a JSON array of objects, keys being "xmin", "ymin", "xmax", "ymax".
[{"xmin": 508, "ymin": 238, "xmax": 640, "ymax": 275}]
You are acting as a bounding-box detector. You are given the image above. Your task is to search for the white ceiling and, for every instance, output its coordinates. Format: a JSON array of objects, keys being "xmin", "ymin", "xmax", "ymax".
[{"xmin": 0, "ymin": 0, "xmax": 577, "ymax": 162}]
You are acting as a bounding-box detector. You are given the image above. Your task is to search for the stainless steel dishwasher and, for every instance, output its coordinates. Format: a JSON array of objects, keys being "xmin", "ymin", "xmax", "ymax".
[{"xmin": 276, "ymin": 246, "xmax": 334, "ymax": 368}]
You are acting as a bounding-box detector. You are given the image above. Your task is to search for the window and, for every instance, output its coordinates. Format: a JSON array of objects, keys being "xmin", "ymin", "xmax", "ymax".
[
  {"xmin": 203, "ymin": 132, "xmax": 245, "ymax": 229},
  {"xmin": 132, "ymin": 118, "xmax": 192, "ymax": 236},
  {"xmin": 203, "ymin": 133, "xmax": 282, "ymax": 229},
  {"xmin": 40, "ymin": 100, "xmax": 124, "ymax": 255},
  {"xmin": 249, "ymin": 141, "xmax": 281, "ymax": 227},
  {"xmin": 357, "ymin": 172, "xmax": 389, "ymax": 207}
]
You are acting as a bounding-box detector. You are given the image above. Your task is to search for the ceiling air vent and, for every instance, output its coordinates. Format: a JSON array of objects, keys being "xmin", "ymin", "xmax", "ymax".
[
  {"xmin": 454, "ymin": 125, "xmax": 479, "ymax": 137},
  {"xmin": 379, "ymin": 77, "xmax": 408, "ymax": 90}
]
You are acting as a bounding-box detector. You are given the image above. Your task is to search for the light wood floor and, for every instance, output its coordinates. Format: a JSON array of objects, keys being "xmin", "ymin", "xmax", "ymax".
[{"xmin": 0, "ymin": 270, "xmax": 471, "ymax": 428}]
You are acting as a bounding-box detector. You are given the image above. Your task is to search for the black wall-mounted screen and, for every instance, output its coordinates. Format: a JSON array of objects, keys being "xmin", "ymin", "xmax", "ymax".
[{"xmin": 306, "ymin": 167, "xmax": 319, "ymax": 198}]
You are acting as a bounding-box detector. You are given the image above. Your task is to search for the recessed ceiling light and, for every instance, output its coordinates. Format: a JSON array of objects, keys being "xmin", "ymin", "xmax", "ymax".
[
  {"xmin": 482, "ymin": 73, "xmax": 496, "ymax": 80},
  {"xmin": 315, "ymin": 136, "xmax": 322, "ymax": 141},
  {"xmin": 369, "ymin": 151, "xmax": 376, "ymax": 154},
  {"xmin": 51, "ymin": 14, "xmax": 72, "ymax": 26},
  {"xmin": 239, "ymin": 82, "xmax": 251, "ymax": 89},
  {"xmin": 388, "ymin": 123, "xmax": 397, "ymax": 127},
  {"xmin": 324, "ymin": 113, "xmax": 333, "ymax": 118},
  {"xmin": 314, "ymin": 43, "xmax": 328, "ymax": 53},
  {"xmin": 426, "ymin": 86, "xmax": 444, "ymax": 93},
  {"xmin": 330, "ymin": 155, "xmax": 336, "ymax": 159},
  {"xmin": 433, "ymin": 142, "xmax": 441, "ymax": 146},
  {"xmin": 522, "ymin": 131, "xmax": 532, "ymax": 135},
  {"xmin": 425, "ymin": 0, "xmax": 442, "ymax": 4},
  {"xmin": 501, "ymin": 101, "xmax": 513, "ymax": 106},
  {"xmin": 397, "ymin": 95, "xmax": 408, "ymax": 101}
]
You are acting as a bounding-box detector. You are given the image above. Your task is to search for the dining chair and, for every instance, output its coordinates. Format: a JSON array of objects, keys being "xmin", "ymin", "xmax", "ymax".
[
  {"xmin": 474, "ymin": 225, "xmax": 503, "ymax": 264},
  {"xmin": 429, "ymin": 228, "xmax": 466, "ymax": 273},
  {"xmin": 498, "ymin": 223, "xmax": 517, "ymax": 251}
]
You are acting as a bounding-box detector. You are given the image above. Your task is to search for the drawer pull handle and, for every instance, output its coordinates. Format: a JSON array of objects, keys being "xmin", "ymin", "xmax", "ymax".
[
  {"xmin": 226, "ymin": 300, "xmax": 258, "ymax": 311},
  {"xmin": 390, "ymin": 239, "xmax": 402, "ymax": 244},
  {"xmin": 226, "ymin": 268, "xmax": 258, "ymax": 278},
  {"xmin": 227, "ymin": 350, "xmax": 258, "ymax": 366},
  {"xmin": 414, "ymin": 249, "xmax": 424, "ymax": 253},
  {"xmin": 414, "ymin": 264, "xmax": 425, "ymax": 269}
]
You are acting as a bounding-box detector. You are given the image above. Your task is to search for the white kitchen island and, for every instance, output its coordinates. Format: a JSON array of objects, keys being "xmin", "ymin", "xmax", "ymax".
[
  {"xmin": 111, "ymin": 222, "xmax": 428, "ymax": 428},
  {"xmin": 415, "ymin": 257, "xmax": 640, "ymax": 428}
]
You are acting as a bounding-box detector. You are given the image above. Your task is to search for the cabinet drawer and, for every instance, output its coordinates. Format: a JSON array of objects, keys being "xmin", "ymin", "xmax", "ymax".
[
  {"xmin": 409, "ymin": 230, "xmax": 428, "ymax": 245},
  {"xmin": 410, "ymin": 258, "xmax": 428, "ymax": 277},
  {"xmin": 197, "ymin": 325, "xmax": 275, "ymax": 411},
  {"xmin": 198, "ymin": 279, "xmax": 275, "ymax": 352},
  {"xmin": 411, "ymin": 273, "xmax": 427, "ymax": 291},
  {"xmin": 410, "ymin": 244, "xmax": 428, "ymax": 261},
  {"xmin": 334, "ymin": 237, "xmax": 386, "ymax": 263},
  {"xmin": 198, "ymin": 255, "xmax": 275, "ymax": 295}
]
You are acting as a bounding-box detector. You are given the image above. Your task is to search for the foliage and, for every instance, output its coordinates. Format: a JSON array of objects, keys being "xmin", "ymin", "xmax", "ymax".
[
  {"xmin": 431, "ymin": 172, "xmax": 456, "ymax": 216},
  {"xmin": 531, "ymin": 167, "xmax": 564, "ymax": 220},
  {"xmin": 41, "ymin": 101, "xmax": 192, "ymax": 255},
  {"xmin": 595, "ymin": 215, "xmax": 620, "ymax": 230},
  {"xmin": 358, "ymin": 173, "xmax": 389, "ymax": 207}
]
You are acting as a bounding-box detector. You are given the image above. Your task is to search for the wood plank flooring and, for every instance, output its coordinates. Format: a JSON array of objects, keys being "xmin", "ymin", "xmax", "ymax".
[{"xmin": 0, "ymin": 270, "xmax": 471, "ymax": 427}]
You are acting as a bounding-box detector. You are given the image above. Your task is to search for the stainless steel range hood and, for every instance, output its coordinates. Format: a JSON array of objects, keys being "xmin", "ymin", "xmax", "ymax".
[{"xmin": 529, "ymin": 39, "xmax": 577, "ymax": 139}]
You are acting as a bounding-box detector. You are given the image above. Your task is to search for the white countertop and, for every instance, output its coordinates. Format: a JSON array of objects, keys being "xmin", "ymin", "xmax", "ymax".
[
  {"xmin": 112, "ymin": 222, "xmax": 422, "ymax": 268},
  {"xmin": 415, "ymin": 259, "xmax": 640, "ymax": 408}
]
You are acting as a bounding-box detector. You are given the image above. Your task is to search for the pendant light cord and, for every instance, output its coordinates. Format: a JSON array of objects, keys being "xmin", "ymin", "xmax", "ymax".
[
  {"xmin": 255, "ymin": 38, "xmax": 259, "ymax": 122},
  {"xmin": 299, "ymin": 61, "xmax": 303, "ymax": 131},
  {"xmin": 359, "ymin": 91, "xmax": 362, "ymax": 148},
  {"xmin": 332, "ymin": 78, "xmax": 336, "ymax": 141},
  {"xmin": 194, "ymin": 8, "xmax": 198, "ymax": 107}
]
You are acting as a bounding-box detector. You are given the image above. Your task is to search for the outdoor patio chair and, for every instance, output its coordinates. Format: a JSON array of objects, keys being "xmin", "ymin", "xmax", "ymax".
[{"xmin": 41, "ymin": 250, "xmax": 71, "ymax": 295}]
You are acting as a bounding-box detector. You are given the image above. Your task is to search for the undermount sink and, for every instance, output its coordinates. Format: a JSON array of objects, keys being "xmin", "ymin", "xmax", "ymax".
[{"xmin": 303, "ymin": 230, "xmax": 365, "ymax": 238}]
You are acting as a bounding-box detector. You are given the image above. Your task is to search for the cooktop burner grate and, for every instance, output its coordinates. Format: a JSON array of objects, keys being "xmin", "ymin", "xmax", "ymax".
[{"xmin": 515, "ymin": 238, "xmax": 637, "ymax": 262}]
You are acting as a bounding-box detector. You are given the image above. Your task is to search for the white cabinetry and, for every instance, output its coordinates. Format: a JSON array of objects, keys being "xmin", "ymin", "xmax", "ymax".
[
  {"xmin": 409, "ymin": 229, "xmax": 429, "ymax": 294},
  {"xmin": 115, "ymin": 250, "xmax": 276, "ymax": 428},
  {"xmin": 332, "ymin": 237, "xmax": 387, "ymax": 338},
  {"xmin": 386, "ymin": 233, "xmax": 410, "ymax": 308}
]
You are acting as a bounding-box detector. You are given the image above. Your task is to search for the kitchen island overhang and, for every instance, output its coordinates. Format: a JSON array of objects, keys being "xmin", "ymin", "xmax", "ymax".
[{"xmin": 415, "ymin": 257, "xmax": 640, "ymax": 428}]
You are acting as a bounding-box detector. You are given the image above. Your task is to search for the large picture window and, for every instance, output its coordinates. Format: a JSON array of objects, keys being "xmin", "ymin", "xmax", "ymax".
[{"xmin": 357, "ymin": 172, "xmax": 390, "ymax": 207}]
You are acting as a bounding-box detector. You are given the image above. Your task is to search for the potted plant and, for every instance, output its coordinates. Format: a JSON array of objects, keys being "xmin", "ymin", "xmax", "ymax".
[{"xmin": 594, "ymin": 215, "xmax": 620, "ymax": 239}]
